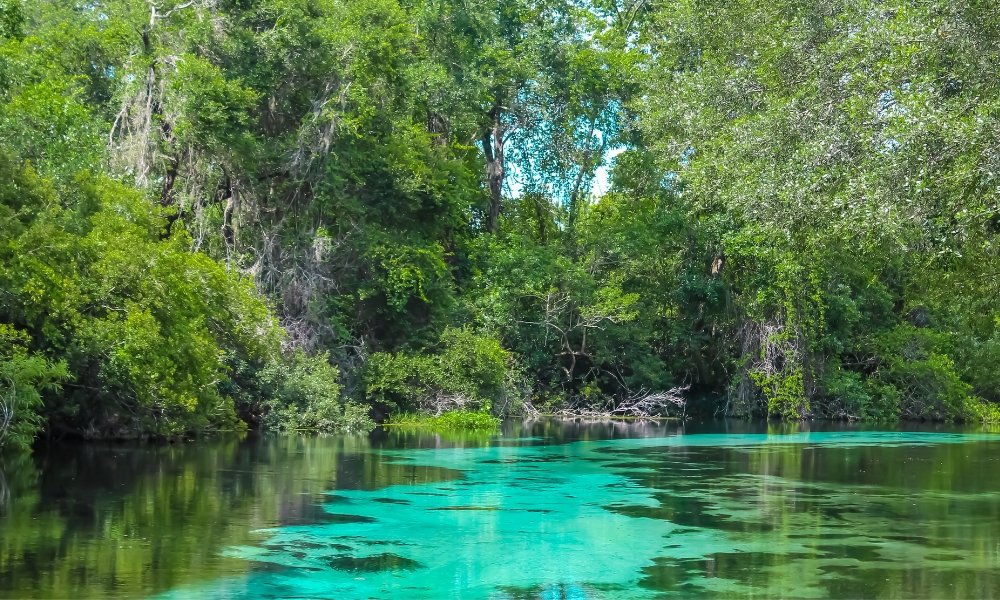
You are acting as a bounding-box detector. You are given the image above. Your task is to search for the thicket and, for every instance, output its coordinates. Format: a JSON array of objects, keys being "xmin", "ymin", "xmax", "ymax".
[{"xmin": 2, "ymin": 0, "xmax": 999, "ymax": 450}]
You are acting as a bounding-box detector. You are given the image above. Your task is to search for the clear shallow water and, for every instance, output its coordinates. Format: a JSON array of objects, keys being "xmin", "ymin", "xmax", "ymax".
[{"xmin": 2, "ymin": 421, "xmax": 1000, "ymax": 599}]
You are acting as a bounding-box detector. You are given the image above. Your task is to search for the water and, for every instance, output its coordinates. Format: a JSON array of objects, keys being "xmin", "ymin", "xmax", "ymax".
[{"xmin": 2, "ymin": 420, "xmax": 999, "ymax": 599}]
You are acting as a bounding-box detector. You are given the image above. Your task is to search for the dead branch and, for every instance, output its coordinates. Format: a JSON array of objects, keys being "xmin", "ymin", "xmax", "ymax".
[{"xmin": 554, "ymin": 385, "xmax": 690, "ymax": 421}]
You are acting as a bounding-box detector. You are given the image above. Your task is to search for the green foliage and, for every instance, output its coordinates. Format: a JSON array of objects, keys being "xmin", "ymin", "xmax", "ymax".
[
  {"xmin": 636, "ymin": 0, "xmax": 1000, "ymax": 422},
  {"xmin": 467, "ymin": 184, "xmax": 696, "ymax": 406},
  {"xmin": 2, "ymin": 0, "xmax": 999, "ymax": 430},
  {"xmin": 369, "ymin": 241, "xmax": 451, "ymax": 314},
  {"xmin": 168, "ymin": 55, "xmax": 259, "ymax": 153},
  {"xmin": 750, "ymin": 368, "xmax": 808, "ymax": 421},
  {"xmin": 257, "ymin": 351, "xmax": 373, "ymax": 433},
  {"xmin": 0, "ymin": 152, "xmax": 371, "ymax": 446},
  {"xmin": 0, "ymin": 78, "xmax": 103, "ymax": 179},
  {"xmin": 0, "ymin": 156, "xmax": 264, "ymax": 438},
  {"xmin": 364, "ymin": 328, "xmax": 511, "ymax": 415},
  {"xmin": 0, "ymin": 0, "xmax": 23, "ymax": 41},
  {"xmin": 870, "ymin": 325, "xmax": 995, "ymax": 422},
  {"xmin": 0, "ymin": 325, "xmax": 68, "ymax": 451},
  {"xmin": 386, "ymin": 410, "xmax": 501, "ymax": 431},
  {"xmin": 820, "ymin": 367, "xmax": 901, "ymax": 422}
]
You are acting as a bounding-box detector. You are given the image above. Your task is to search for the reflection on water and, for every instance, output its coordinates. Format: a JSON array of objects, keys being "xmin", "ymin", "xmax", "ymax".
[{"xmin": 1, "ymin": 420, "xmax": 999, "ymax": 599}]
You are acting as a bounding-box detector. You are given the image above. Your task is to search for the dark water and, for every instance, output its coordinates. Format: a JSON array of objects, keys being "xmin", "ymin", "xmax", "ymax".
[{"xmin": 2, "ymin": 420, "xmax": 1000, "ymax": 599}]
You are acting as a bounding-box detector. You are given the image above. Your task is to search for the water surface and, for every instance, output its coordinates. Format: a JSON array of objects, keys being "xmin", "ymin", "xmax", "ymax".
[{"xmin": 2, "ymin": 420, "xmax": 999, "ymax": 598}]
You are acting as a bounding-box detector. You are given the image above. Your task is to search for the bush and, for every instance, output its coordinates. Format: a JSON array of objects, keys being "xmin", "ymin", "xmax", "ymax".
[
  {"xmin": 0, "ymin": 326, "xmax": 67, "ymax": 452},
  {"xmin": 258, "ymin": 351, "xmax": 373, "ymax": 433},
  {"xmin": 874, "ymin": 325, "xmax": 996, "ymax": 421},
  {"xmin": 0, "ymin": 155, "xmax": 305, "ymax": 441},
  {"xmin": 364, "ymin": 327, "xmax": 511, "ymax": 417},
  {"xmin": 750, "ymin": 367, "xmax": 809, "ymax": 420},
  {"xmin": 820, "ymin": 367, "xmax": 900, "ymax": 422}
]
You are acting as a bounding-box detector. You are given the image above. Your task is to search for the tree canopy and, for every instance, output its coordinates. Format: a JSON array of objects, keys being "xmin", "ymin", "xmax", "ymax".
[{"xmin": 1, "ymin": 0, "xmax": 999, "ymax": 449}]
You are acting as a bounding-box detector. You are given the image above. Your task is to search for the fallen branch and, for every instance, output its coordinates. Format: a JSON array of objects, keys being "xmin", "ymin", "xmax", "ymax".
[{"xmin": 553, "ymin": 385, "xmax": 690, "ymax": 421}]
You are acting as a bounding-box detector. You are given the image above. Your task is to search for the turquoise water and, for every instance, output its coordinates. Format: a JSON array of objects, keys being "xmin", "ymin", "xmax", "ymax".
[
  {"xmin": 3, "ymin": 421, "xmax": 1000, "ymax": 598},
  {"xmin": 170, "ymin": 426, "xmax": 1000, "ymax": 599}
]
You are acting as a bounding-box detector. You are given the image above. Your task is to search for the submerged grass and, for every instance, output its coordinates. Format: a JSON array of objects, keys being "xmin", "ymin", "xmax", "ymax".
[{"xmin": 386, "ymin": 410, "xmax": 501, "ymax": 431}]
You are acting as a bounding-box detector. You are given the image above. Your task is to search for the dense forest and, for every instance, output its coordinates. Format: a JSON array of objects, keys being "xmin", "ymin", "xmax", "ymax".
[{"xmin": 1, "ymin": 0, "xmax": 999, "ymax": 450}]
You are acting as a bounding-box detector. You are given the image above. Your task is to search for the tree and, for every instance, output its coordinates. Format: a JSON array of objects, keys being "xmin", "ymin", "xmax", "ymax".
[{"xmin": 637, "ymin": 0, "xmax": 1000, "ymax": 419}]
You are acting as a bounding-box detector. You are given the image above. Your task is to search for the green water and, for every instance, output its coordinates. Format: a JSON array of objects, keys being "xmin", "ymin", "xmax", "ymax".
[{"xmin": 2, "ymin": 421, "xmax": 999, "ymax": 599}]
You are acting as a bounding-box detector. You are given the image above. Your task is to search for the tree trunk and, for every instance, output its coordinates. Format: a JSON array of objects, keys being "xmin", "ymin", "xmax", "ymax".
[
  {"xmin": 482, "ymin": 102, "xmax": 505, "ymax": 233},
  {"xmin": 160, "ymin": 152, "xmax": 181, "ymax": 238},
  {"xmin": 220, "ymin": 172, "xmax": 237, "ymax": 251}
]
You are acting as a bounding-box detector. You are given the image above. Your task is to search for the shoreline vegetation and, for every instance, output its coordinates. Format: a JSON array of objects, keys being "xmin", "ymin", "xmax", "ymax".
[
  {"xmin": 3, "ymin": 0, "xmax": 1000, "ymax": 452},
  {"xmin": 386, "ymin": 410, "xmax": 503, "ymax": 431}
]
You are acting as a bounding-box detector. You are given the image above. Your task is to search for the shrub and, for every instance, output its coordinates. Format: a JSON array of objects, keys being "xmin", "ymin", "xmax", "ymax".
[
  {"xmin": 820, "ymin": 367, "xmax": 900, "ymax": 422},
  {"xmin": 0, "ymin": 326, "xmax": 67, "ymax": 452},
  {"xmin": 0, "ymin": 157, "xmax": 288, "ymax": 439},
  {"xmin": 364, "ymin": 327, "xmax": 511, "ymax": 417},
  {"xmin": 750, "ymin": 367, "xmax": 809, "ymax": 420},
  {"xmin": 874, "ymin": 325, "xmax": 995, "ymax": 421},
  {"xmin": 258, "ymin": 351, "xmax": 373, "ymax": 433}
]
